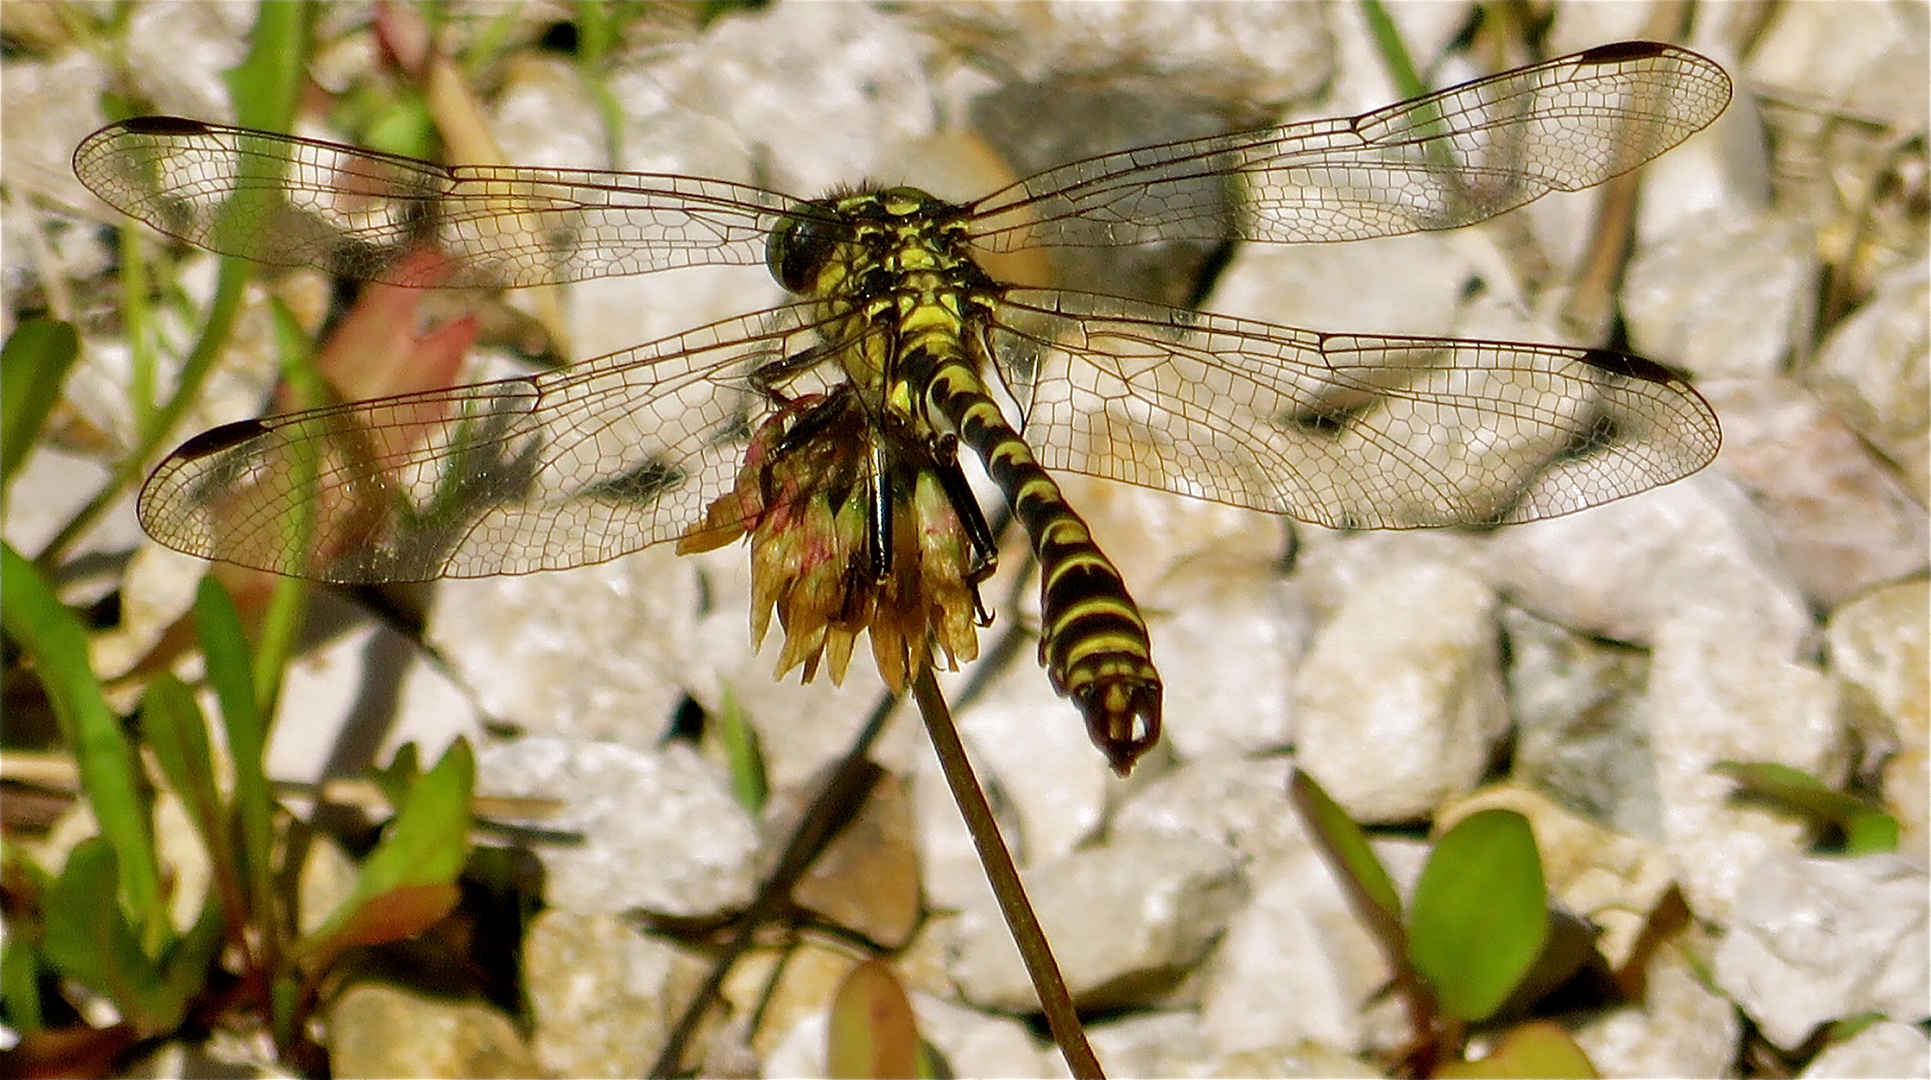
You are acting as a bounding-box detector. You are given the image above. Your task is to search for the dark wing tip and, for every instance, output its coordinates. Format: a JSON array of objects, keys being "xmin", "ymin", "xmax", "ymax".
[
  {"xmin": 1578, "ymin": 347, "xmax": 1693, "ymax": 385},
  {"xmin": 172, "ymin": 418, "xmax": 271, "ymax": 460},
  {"xmin": 114, "ymin": 115, "xmax": 217, "ymax": 137},
  {"xmin": 1574, "ymin": 40, "xmax": 1673, "ymax": 64}
]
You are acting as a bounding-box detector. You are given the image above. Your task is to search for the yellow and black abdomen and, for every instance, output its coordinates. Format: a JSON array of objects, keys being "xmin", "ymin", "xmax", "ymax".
[{"xmin": 902, "ymin": 333, "xmax": 1162, "ymax": 774}]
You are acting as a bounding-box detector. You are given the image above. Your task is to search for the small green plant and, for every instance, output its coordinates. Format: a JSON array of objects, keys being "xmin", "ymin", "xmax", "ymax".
[
  {"xmin": 3, "ymin": 547, "xmax": 476, "ymax": 1071},
  {"xmin": 1292, "ymin": 770, "xmax": 1597, "ymax": 1078},
  {"xmin": 1712, "ymin": 761, "xmax": 1900, "ymax": 855}
]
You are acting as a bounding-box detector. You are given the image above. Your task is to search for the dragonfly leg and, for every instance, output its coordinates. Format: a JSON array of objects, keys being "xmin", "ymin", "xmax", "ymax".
[
  {"xmin": 925, "ymin": 432, "xmax": 998, "ymax": 627},
  {"xmin": 749, "ymin": 342, "xmax": 832, "ymax": 405}
]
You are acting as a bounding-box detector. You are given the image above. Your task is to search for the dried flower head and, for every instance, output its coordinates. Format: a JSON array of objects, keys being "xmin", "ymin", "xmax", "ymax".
[{"xmin": 679, "ymin": 388, "xmax": 983, "ymax": 692}]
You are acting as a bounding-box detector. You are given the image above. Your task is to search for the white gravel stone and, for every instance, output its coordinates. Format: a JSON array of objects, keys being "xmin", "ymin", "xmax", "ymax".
[
  {"xmin": 1714, "ymin": 853, "xmax": 1930, "ymax": 1050},
  {"xmin": 477, "ymin": 736, "xmax": 759, "ymax": 917},
  {"xmin": 1800, "ymin": 1019, "xmax": 1931, "ymax": 1080},
  {"xmin": 1648, "ymin": 613, "xmax": 1846, "ymax": 922},
  {"xmin": 1293, "ymin": 560, "xmax": 1506, "ymax": 822},
  {"xmin": 947, "ymin": 832, "xmax": 1248, "ymax": 1013}
]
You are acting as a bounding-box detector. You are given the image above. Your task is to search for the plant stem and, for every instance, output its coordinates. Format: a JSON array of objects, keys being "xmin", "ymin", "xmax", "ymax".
[{"xmin": 908, "ymin": 665, "xmax": 1103, "ymax": 1080}]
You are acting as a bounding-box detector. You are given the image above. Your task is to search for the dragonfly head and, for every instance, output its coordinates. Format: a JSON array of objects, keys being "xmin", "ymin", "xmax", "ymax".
[{"xmin": 766, "ymin": 198, "xmax": 845, "ymax": 293}]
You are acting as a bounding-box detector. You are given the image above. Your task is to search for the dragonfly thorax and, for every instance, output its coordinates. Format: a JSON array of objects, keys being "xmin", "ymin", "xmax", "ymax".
[{"xmin": 767, "ymin": 186, "xmax": 998, "ymax": 396}]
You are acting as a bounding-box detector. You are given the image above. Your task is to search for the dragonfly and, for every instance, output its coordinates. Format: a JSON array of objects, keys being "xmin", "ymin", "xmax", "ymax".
[{"xmin": 75, "ymin": 40, "xmax": 1730, "ymax": 773}]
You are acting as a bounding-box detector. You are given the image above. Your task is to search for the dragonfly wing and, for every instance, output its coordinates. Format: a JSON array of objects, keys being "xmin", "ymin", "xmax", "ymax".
[
  {"xmin": 136, "ymin": 304, "xmax": 839, "ymax": 582},
  {"xmin": 987, "ymin": 289, "xmax": 1720, "ymax": 529},
  {"xmin": 73, "ymin": 117, "xmax": 793, "ymax": 287},
  {"xmin": 967, "ymin": 41, "xmax": 1731, "ymax": 249}
]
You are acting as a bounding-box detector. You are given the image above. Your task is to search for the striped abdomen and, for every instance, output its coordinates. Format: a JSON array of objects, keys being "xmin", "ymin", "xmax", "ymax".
[{"xmin": 903, "ymin": 342, "xmax": 1162, "ymax": 773}]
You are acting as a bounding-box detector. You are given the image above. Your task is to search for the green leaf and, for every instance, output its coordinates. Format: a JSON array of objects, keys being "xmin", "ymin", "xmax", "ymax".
[
  {"xmin": 0, "ymin": 319, "xmax": 80, "ymax": 490},
  {"xmin": 717, "ymin": 690, "xmax": 769, "ymax": 815},
  {"xmin": 1, "ymin": 543, "xmax": 165, "ymax": 940},
  {"xmin": 369, "ymin": 742, "xmax": 423, "ymax": 808},
  {"xmin": 1410, "ymin": 809, "xmax": 1548, "ymax": 1022},
  {"xmin": 1713, "ymin": 761, "xmax": 1899, "ymax": 853},
  {"xmin": 42, "ymin": 839, "xmax": 186, "ymax": 1032},
  {"xmin": 827, "ymin": 959, "xmax": 920, "ymax": 1080},
  {"xmin": 1842, "ymin": 810, "xmax": 1901, "ymax": 855},
  {"xmin": 141, "ymin": 675, "xmax": 227, "ymax": 860},
  {"xmin": 309, "ymin": 883, "xmax": 461, "ymax": 953},
  {"xmin": 194, "ymin": 576, "xmax": 276, "ymax": 915},
  {"xmin": 1290, "ymin": 769, "xmax": 1405, "ymax": 950},
  {"xmin": 1435, "ymin": 1019, "xmax": 1598, "ymax": 1078},
  {"xmin": 156, "ymin": 893, "xmax": 228, "ymax": 1014},
  {"xmin": 3, "ymin": 935, "xmax": 47, "ymax": 1032},
  {"xmin": 295, "ymin": 741, "xmax": 474, "ymax": 965}
]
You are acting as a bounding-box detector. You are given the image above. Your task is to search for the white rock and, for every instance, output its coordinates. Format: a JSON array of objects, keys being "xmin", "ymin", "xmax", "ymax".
[
  {"xmin": 1800, "ymin": 1019, "xmax": 1931, "ymax": 1080},
  {"xmin": 913, "ymin": 1, "xmax": 1333, "ymax": 110},
  {"xmin": 1213, "ymin": 230, "xmax": 1484, "ymax": 341},
  {"xmin": 1747, "ymin": 2, "xmax": 1931, "ymax": 130},
  {"xmin": 1144, "ymin": 551, "xmax": 1308, "ymax": 760},
  {"xmin": 1623, "ymin": 211, "xmax": 1817, "ymax": 379},
  {"xmin": 1699, "ymin": 378, "xmax": 1928, "ymax": 609},
  {"xmin": 1828, "ymin": 577, "xmax": 1931, "ymax": 753},
  {"xmin": 1502, "ymin": 606, "xmax": 1661, "ymax": 839},
  {"xmin": 1573, "ymin": 939, "xmax": 1740, "ymax": 1078},
  {"xmin": 911, "ymin": 992, "xmax": 1058, "ymax": 1079},
  {"xmin": 948, "ymin": 833, "xmax": 1247, "ymax": 1013},
  {"xmin": 1113, "ymin": 756, "xmax": 1301, "ymax": 866},
  {"xmin": 477, "ymin": 737, "xmax": 758, "ymax": 917},
  {"xmin": 1196, "ymin": 849, "xmax": 1388, "ymax": 1058},
  {"xmin": 121, "ymin": 3, "xmax": 252, "ymax": 121},
  {"xmin": 679, "ymin": 3, "xmax": 940, "ymax": 197},
  {"xmin": 523, "ymin": 909, "xmax": 698, "ymax": 1078},
  {"xmin": 1807, "ymin": 259, "xmax": 1930, "ymax": 501},
  {"xmin": 1293, "ymin": 560, "xmax": 1505, "ymax": 822},
  {"xmin": 1648, "ymin": 613, "xmax": 1845, "ymax": 921},
  {"xmin": 1082, "ymin": 1010, "xmax": 1209, "ymax": 1079},
  {"xmin": 327, "ymin": 982, "xmax": 537, "ymax": 1078},
  {"xmin": 431, "ymin": 552, "xmax": 696, "ymax": 746},
  {"xmin": 1714, "ymin": 853, "xmax": 1930, "ymax": 1050},
  {"xmin": 1485, "ymin": 473, "xmax": 1814, "ymax": 654},
  {"xmin": 269, "ymin": 607, "xmax": 484, "ymax": 789},
  {"xmin": 911, "ymin": 653, "xmax": 1113, "ymax": 916}
]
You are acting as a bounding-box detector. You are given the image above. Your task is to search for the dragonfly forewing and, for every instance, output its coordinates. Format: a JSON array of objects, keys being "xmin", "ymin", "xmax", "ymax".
[
  {"xmin": 73, "ymin": 116, "xmax": 792, "ymax": 288},
  {"xmin": 136, "ymin": 304, "xmax": 836, "ymax": 582},
  {"xmin": 988, "ymin": 289, "xmax": 1720, "ymax": 529},
  {"xmin": 966, "ymin": 41, "xmax": 1732, "ymax": 249}
]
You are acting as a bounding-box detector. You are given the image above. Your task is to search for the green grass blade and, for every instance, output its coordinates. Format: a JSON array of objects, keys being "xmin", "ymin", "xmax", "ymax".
[
  {"xmin": 1, "ymin": 319, "xmax": 80, "ymax": 490},
  {"xmin": 2, "ymin": 543, "xmax": 165, "ymax": 940},
  {"xmin": 193, "ymin": 576, "xmax": 276, "ymax": 915},
  {"xmin": 140, "ymin": 674, "xmax": 227, "ymax": 862}
]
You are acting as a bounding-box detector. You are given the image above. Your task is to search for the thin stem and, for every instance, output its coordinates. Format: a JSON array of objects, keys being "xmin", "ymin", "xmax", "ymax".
[{"xmin": 908, "ymin": 665, "xmax": 1103, "ymax": 1080}]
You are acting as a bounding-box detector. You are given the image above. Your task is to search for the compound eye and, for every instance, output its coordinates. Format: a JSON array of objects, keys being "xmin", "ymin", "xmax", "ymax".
[{"xmin": 765, "ymin": 204, "xmax": 839, "ymax": 294}]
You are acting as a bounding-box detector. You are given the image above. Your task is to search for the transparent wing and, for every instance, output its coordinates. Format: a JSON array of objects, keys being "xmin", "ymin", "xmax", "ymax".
[
  {"xmin": 135, "ymin": 304, "xmax": 853, "ymax": 582},
  {"xmin": 986, "ymin": 289, "xmax": 1720, "ymax": 529},
  {"xmin": 73, "ymin": 116, "xmax": 804, "ymax": 288},
  {"xmin": 966, "ymin": 41, "xmax": 1731, "ymax": 250}
]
